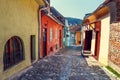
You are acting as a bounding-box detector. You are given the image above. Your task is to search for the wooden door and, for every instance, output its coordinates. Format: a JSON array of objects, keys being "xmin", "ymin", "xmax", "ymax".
[
  {"xmin": 30, "ymin": 35, "xmax": 36, "ymax": 63},
  {"xmin": 43, "ymin": 28, "xmax": 47, "ymax": 57},
  {"xmin": 59, "ymin": 30, "xmax": 62, "ymax": 48},
  {"xmin": 94, "ymin": 21, "xmax": 101, "ymax": 60}
]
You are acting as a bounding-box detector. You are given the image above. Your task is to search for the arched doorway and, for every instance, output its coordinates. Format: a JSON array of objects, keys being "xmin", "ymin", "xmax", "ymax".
[{"xmin": 3, "ymin": 36, "xmax": 24, "ymax": 70}]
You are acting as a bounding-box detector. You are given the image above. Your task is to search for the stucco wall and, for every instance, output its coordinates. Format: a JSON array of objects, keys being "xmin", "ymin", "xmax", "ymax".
[
  {"xmin": 91, "ymin": 30, "xmax": 96, "ymax": 55},
  {"xmin": 41, "ymin": 15, "xmax": 63, "ymax": 57},
  {"xmin": 109, "ymin": 22, "xmax": 120, "ymax": 73},
  {"xmin": 76, "ymin": 32, "xmax": 81, "ymax": 45},
  {"xmin": 0, "ymin": 0, "xmax": 40, "ymax": 79},
  {"xmin": 81, "ymin": 26, "xmax": 86, "ymax": 53},
  {"xmin": 64, "ymin": 19, "xmax": 70, "ymax": 46},
  {"xmin": 98, "ymin": 14, "xmax": 110, "ymax": 65}
]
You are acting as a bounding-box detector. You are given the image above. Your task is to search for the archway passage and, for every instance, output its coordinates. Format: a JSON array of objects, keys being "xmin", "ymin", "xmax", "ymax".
[{"xmin": 3, "ymin": 36, "xmax": 24, "ymax": 70}]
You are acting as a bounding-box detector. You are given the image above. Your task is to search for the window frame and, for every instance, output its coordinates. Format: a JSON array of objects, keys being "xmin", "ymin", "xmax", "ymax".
[
  {"xmin": 50, "ymin": 28, "xmax": 53, "ymax": 41},
  {"xmin": 3, "ymin": 36, "xmax": 24, "ymax": 71}
]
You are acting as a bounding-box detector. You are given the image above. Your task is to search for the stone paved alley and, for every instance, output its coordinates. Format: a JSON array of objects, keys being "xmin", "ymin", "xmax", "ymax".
[{"xmin": 9, "ymin": 46, "xmax": 119, "ymax": 80}]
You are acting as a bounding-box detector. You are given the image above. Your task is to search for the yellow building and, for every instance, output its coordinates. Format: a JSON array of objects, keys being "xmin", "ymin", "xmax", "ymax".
[
  {"xmin": 0, "ymin": 0, "xmax": 45, "ymax": 79},
  {"xmin": 76, "ymin": 31, "xmax": 81, "ymax": 45}
]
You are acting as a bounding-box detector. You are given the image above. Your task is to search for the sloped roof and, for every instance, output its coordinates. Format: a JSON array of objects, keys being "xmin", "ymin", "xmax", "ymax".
[
  {"xmin": 83, "ymin": 0, "xmax": 111, "ymax": 24},
  {"xmin": 50, "ymin": 7, "xmax": 65, "ymax": 25}
]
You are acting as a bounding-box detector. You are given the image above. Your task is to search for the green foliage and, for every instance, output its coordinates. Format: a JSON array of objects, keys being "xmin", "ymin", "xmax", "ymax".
[{"xmin": 106, "ymin": 66, "xmax": 120, "ymax": 78}]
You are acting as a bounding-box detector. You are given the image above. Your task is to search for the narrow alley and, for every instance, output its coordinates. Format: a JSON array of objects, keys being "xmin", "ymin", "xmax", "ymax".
[
  {"xmin": 1, "ymin": 0, "xmax": 120, "ymax": 80},
  {"xmin": 9, "ymin": 46, "xmax": 118, "ymax": 80}
]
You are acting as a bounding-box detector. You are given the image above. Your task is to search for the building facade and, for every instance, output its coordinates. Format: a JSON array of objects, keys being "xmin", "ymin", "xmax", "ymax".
[
  {"xmin": 63, "ymin": 19, "xmax": 70, "ymax": 46},
  {"xmin": 76, "ymin": 31, "xmax": 81, "ymax": 45},
  {"xmin": 70, "ymin": 25, "xmax": 81, "ymax": 46},
  {"xmin": 0, "ymin": 0, "xmax": 45, "ymax": 79},
  {"xmin": 108, "ymin": 0, "xmax": 120, "ymax": 74},
  {"xmin": 82, "ymin": 0, "xmax": 120, "ymax": 73},
  {"xmin": 40, "ymin": 6, "xmax": 65, "ymax": 58},
  {"xmin": 40, "ymin": 14, "xmax": 63, "ymax": 57}
]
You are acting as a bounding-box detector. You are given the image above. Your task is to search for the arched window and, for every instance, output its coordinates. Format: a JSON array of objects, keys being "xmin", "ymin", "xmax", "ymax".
[{"xmin": 3, "ymin": 36, "xmax": 24, "ymax": 70}]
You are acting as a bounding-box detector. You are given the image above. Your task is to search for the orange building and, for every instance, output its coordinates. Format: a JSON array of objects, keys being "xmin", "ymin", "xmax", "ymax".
[
  {"xmin": 40, "ymin": 6, "xmax": 65, "ymax": 58},
  {"xmin": 76, "ymin": 31, "xmax": 81, "ymax": 45},
  {"xmin": 70, "ymin": 25, "xmax": 82, "ymax": 45}
]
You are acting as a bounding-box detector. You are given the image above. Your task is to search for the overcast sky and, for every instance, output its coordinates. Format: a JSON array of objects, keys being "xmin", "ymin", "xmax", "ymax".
[{"xmin": 51, "ymin": 0, "xmax": 104, "ymax": 19}]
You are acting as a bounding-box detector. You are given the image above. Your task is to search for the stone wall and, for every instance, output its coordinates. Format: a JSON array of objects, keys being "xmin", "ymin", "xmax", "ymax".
[
  {"xmin": 109, "ymin": 22, "xmax": 120, "ymax": 73},
  {"xmin": 108, "ymin": 0, "xmax": 120, "ymax": 73}
]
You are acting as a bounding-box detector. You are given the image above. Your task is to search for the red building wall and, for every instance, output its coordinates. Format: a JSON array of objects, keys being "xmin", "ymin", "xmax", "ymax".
[{"xmin": 40, "ymin": 14, "xmax": 63, "ymax": 58}]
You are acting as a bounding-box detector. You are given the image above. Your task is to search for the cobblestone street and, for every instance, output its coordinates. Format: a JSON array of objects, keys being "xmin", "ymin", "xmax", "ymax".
[{"xmin": 9, "ymin": 46, "xmax": 119, "ymax": 80}]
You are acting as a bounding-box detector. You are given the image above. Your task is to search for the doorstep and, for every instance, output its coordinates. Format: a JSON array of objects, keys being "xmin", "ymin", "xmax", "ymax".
[{"xmin": 82, "ymin": 50, "xmax": 93, "ymax": 56}]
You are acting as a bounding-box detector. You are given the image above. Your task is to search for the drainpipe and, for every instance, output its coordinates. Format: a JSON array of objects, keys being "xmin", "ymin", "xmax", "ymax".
[{"xmin": 38, "ymin": 6, "xmax": 47, "ymax": 59}]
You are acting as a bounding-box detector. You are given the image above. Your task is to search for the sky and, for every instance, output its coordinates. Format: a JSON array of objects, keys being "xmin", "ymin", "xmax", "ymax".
[{"xmin": 51, "ymin": 0, "xmax": 104, "ymax": 19}]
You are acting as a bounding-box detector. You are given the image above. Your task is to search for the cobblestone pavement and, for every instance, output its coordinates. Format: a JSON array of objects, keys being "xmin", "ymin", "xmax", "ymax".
[{"xmin": 9, "ymin": 46, "xmax": 119, "ymax": 80}]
